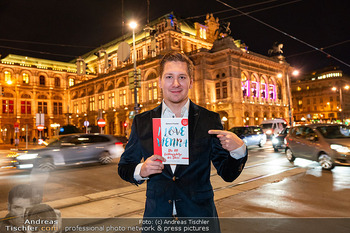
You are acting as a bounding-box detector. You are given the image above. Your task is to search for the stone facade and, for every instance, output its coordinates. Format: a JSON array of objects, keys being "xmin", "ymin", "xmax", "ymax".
[{"xmin": 0, "ymin": 13, "xmax": 291, "ymax": 142}]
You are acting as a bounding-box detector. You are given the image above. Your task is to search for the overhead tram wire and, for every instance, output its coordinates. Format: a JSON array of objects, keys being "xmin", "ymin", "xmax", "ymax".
[
  {"xmin": 287, "ymin": 40, "xmax": 350, "ymax": 58},
  {"xmin": 0, "ymin": 45, "xmax": 77, "ymax": 58},
  {"xmin": 0, "ymin": 38, "xmax": 95, "ymax": 49},
  {"xmin": 221, "ymin": 0, "xmax": 302, "ymax": 20},
  {"xmin": 186, "ymin": 0, "xmax": 280, "ymax": 19},
  {"xmin": 216, "ymin": 0, "xmax": 350, "ymax": 69}
]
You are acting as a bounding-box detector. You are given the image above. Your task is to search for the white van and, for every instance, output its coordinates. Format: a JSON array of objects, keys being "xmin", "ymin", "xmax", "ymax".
[{"xmin": 260, "ymin": 119, "xmax": 288, "ymax": 138}]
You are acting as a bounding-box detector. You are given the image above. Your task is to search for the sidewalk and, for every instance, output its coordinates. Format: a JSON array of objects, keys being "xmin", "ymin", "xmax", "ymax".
[{"xmin": 0, "ymin": 143, "xmax": 42, "ymax": 151}]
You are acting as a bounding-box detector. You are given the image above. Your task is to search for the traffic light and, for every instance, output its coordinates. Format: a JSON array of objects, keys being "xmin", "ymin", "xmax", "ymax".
[{"xmin": 123, "ymin": 122, "xmax": 128, "ymax": 127}]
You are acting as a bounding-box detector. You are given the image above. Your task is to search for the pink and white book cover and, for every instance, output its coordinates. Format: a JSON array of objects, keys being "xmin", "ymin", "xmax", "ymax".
[{"xmin": 152, "ymin": 118, "xmax": 189, "ymax": 165}]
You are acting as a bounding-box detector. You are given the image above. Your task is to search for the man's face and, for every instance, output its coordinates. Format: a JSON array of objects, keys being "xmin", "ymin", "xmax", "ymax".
[
  {"xmin": 159, "ymin": 61, "xmax": 193, "ymax": 106},
  {"xmin": 8, "ymin": 197, "xmax": 33, "ymax": 226}
]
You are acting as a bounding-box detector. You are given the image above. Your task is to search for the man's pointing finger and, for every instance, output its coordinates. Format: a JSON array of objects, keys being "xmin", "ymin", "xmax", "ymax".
[{"xmin": 208, "ymin": 129, "xmax": 229, "ymax": 135}]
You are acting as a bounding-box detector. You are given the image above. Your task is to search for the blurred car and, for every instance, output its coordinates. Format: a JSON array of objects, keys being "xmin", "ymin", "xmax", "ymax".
[
  {"xmin": 285, "ymin": 124, "xmax": 350, "ymax": 170},
  {"xmin": 11, "ymin": 134, "xmax": 125, "ymax": 171},
  {"xmin": 229, "ymin": 126, "xmax": 266, "ymax": 147},
  {"xmin": 114, "ymin": 135, "xmax": 128, "ymax": 148},
  {"xmin": 260, "ymin": 119, "xmax": 287, "ymax": 138},
  {"xmin": 272, "ymin": 127, "xmax": 290, "ymax": 152}
]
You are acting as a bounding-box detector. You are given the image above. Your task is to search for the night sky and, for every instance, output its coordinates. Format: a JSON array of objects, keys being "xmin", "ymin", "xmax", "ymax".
[{"xmin": 0, "ymin": 0, "xmax": 349, "ymax": 75}]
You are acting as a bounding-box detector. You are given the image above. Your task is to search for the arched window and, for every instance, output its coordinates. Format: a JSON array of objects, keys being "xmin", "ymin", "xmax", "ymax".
[
  {"xmin": 260, "ymin": 77, "xmax": 267, "ymax": 99},
  {"xmin": 39, "ymin": 75, "xmax": 45, "ymax": 85},
  {"xmin": 241, "ymin": 72, "xmax": 249, "ymax": 97},
  {"xmin": 22, "ymin": 73, "xmax": 29, "ymax": 84},
  {"xmin": 251, "ymin": 74, "xmax": 259, "ymax": 98},
  {"xmin": 268, "ymin": 78, "xmax": 276, "ymax": 99},
  {"xmin": 4, "ymin": 71, "xmax": 12, "ymax": 84},
  {"xmin": 55, "ymin": 77, "xmax": 60, "ymax": 87},
  {"xmin": 69, "ymin": 78, "xmax": 75, "ymax": 87},
  {"xmin": 146, "ymin": 72, "xmax": 157, "ymax": 81}
]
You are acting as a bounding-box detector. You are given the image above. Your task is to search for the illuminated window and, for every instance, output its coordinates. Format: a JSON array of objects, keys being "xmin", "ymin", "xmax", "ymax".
[
  {"xmin": 137, "ymin": 49, "xmax": 143, "ymax": 60},
  {"xmin": 22, "ymin": 73, "xmax": 29, "ymax": 84},
  {"xmin": 89, "ymin": 97, "xmax": 95, "ymax": 111},
  {"xmin": 306, "ymin": 86, "xmax": 309, "ymax": 90},
  {"xmin": 153, "ymin": 82, "xmax": 158, "ymax": 100},
  {"xmin": 82, "ymin": 100, "xmax": 86, "ymax": 112},
  {"xmin": 298, "ymin": 100, "xmax": 302, "ymax": 105},
  {"xmin": 199, "ymin": 27, "xmax": 207, "ymax": 39},
  {"xmin": 241, "ymin": 72, "xmax": 249, "ymax": 97},
  {"xmin": 108, "ymin": 93, "xmax": 115, "ymax": 108},
  {"xmin": 297, "ymin": 86, "xmax": 301, "ymax": 91},
  {"xmin": 21, "ymin": 101, "xmax": 31, "ymax": 114},
  {"xmin": 119, "ymin": 90, "xmax": 126, "ymax": 106},
  {"xmin": 148, "ymin": 82, "xmax": 158, "ymax": 101},
  {"xmin": 4, "ymin": 71, "xmax": 12, "ymax": 83},
  {"xmin": 98, "ymin": 95, "xmax": 105, "ymax": 110},
  {"xmin": 2, "ymin": 100, "xmax": 14, "ymax": 114},
  {"xmin": 131, "ymin": 89, "xmax": 140, "ymax": 104},
  {"xmin": 268, "ymin": 84, "xmax": 276, "ymax": 99},
  {"xmin": 251, "ymin": 75, "xmax": 259, "ymax": 98},
  {"xmin": 260, "ymin": 78, "xmax": 267, "ymax": 99},
  {"xmin": 69, "ymin": 78, "xmax": 75, "ymax": 87}
]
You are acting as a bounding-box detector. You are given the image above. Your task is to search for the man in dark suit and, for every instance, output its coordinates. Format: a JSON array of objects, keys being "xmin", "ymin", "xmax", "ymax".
[{"xmin": 118, "ymin": 52, "xmax": 247, "ymax": 229}]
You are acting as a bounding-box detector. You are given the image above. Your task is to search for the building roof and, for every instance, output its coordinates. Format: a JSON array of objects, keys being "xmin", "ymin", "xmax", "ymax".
[{"xmin": 1, "ymin": 54, "xmax": 77, "ymax": 73}]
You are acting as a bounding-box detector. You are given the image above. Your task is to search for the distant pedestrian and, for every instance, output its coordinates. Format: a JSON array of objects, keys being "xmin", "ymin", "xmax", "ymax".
[
  {"xmin": 33, "ymin": 137, "xmax": 37, "ymax": 144},
  {"xmin": 10, "ymin": 138, "xmax": 14, "ymax": 145}
]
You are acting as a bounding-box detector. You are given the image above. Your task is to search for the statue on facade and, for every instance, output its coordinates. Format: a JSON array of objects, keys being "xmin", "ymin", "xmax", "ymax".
[
  {"xmin": 215, "ymin": 21, "xmax": 231, "ymax": 39},
  {"xmin": 268, "ymin": 42, "xmax": 283, "ymax": 56}
]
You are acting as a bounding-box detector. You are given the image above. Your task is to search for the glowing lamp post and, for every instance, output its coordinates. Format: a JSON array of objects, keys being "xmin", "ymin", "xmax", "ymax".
[
  {"xmin": 129, "ymin": 21, "xmax": 140, "ymax": 114},
  {"xmin": 332, "ymin": 85, "xmax": 349, "ymax": 123},
  {"xmin": 279, "ymin": 69, "xmax": 299, "ymax": 126}
]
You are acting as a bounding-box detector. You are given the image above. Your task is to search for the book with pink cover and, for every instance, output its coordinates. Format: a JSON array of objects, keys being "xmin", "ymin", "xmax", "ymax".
[{"xmin": 152, "ymin": 118, "xmax": 189, "ymax": 165}]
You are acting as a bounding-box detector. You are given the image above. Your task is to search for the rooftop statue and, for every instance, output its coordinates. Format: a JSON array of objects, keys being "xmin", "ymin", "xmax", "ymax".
[
  {"xmin": 268, "ymin": 42, "xmax": 284, "ymax": 56},
  {"xmin": 215, "ymin": 21, "xmax": 231, "ymax": 39}
]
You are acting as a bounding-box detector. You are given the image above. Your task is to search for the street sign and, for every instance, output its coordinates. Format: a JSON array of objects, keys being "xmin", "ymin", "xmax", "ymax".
[
  {"xmin": 84, "ymin": 121, "xmax": 89, "ymax": 127},
  {"xmin": 97, "ymin": 119, "xmax": 106, "ymax": 127},
  {"xmin": 37, "ymin": 125, "xmax": 44, "ymax": 131},
  {"xmin": 36, "ymin": 113, "xmax": 45, "ymax": 126}
]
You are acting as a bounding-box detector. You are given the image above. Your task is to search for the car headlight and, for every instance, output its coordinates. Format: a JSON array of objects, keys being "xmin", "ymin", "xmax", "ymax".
[
  {"xmin": 272, "ymin": 137, "xmax": 279, "ymax": 145},
  {"xmin": 266, "ymin": 130, "xmax": 272, "ymax": 135},
  {"xmin": 330, "ymin": 144, "xmax": 350, "ymax": 153},
  {"xmin": 17, "ymin": 153, "xmax": 39, "ymax": 160}
]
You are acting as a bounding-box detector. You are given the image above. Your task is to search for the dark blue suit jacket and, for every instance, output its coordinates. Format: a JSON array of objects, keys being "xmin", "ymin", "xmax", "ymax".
[{"xmin": 118, "ymin": 101, "xmax": 247, "ymax": 218}]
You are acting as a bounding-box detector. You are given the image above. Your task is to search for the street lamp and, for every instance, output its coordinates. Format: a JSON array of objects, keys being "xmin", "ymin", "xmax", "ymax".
[
  {"xmin": 280, "ymin": 69, "xmax": 299, "ymax": 126},
  {"xmin": 332, "ymin": 85, "xmax": 349, "ymax": 123},
  {"xmin": 129, "ymin": 21, "xmax": 140, "ymax": 114}
]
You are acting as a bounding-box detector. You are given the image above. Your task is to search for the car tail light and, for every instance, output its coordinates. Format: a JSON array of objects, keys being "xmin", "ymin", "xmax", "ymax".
[{"xmin": 115, "ymin": 142, "xmax": 123, "ymax": 146}]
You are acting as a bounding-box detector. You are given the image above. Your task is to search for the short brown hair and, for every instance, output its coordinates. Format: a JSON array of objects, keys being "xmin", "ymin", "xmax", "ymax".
[{"xmin": 159, "ymin": 52, "xmax": 194, "ymax": 78}]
